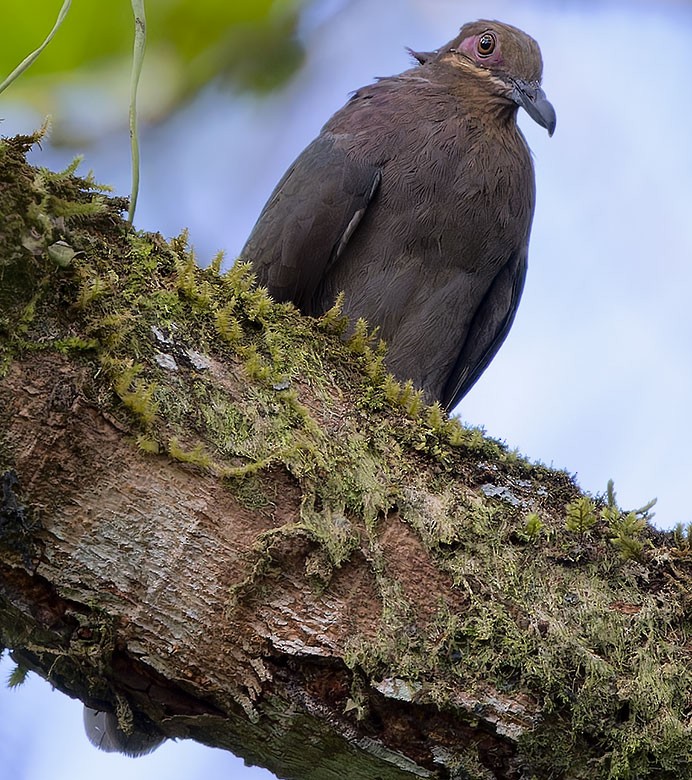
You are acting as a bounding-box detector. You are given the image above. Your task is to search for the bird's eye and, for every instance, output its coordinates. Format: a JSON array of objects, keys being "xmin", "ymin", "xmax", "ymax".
[{"xmin": 476, "ymin": 33, "xmax": 496, "ymax": 57}]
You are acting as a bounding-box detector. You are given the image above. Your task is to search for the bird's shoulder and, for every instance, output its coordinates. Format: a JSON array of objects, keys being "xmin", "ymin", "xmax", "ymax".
[
  {"xmin": 321, "ymin": 70, "xmax": 475, "ymax": 167},
  {"xmin": 327, "ymin": 69, "xmax": 460, "ymax": 124}
]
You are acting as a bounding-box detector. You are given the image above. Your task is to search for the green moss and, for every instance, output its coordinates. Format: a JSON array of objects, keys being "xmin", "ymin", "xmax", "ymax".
[
  {"xmin": 565, "ymin": 496, "xmax": 597, "ymax": 536},
  {"xmin": 229, "ymin": 473, "xmax": 271, "ymax": 511},
  {"xmin": 75, "ymin": 269, "xmax": 113, "ymax": 309},
  {"xmin": 608, "ymin": 512, "xmax": 647, "ymax": 561},
  {"xmin": 112, "ymin": 362, "xmax": 159, "ymax": 425},
  {"xmin": 318, "ymin": 291, "xmax": 349, "ymax": 336},
  {"xmin": 521, "ymin": 512, "xmax": 545, "ymax": 541},
  {"xmin": 423, "ymin": 401, "xmax": 445, "ymax": 433},
  {"xmin": 6, "ymin": 662, "xmax": 30, "ymax": 688},
  {"xmin": 54, "ymin": 336, "xmax": 100, "ymax": 353},
  {"xmin": 215, "ymin": 307, "xmax": 244, "ymax": 345},
  {"xmin": 243, "ymin": 345, "xmax": 272, "ymax": 382},
  {"xmin": 136, "ymin": 435, "xmax": 161, "ymax": 455},
  {"xmin": 167, "ymin": 438, "xmax": 215, "ymax": 470},
  {"xmin": 672, "ymin": 522, "xmax": 692, "ymax": 551}
]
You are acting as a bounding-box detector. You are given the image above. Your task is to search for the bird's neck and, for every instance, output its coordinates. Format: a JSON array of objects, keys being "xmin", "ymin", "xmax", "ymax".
[
  {"xmin": 426, "ymin": 60, "xmax": 518, "ymax": 128},
  {"xmin": 463, "ymin": 88, "xmax": 520, "ymax": 132}
]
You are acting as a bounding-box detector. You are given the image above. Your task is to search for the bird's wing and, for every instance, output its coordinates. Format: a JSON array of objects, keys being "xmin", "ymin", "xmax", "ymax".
[
  {"xmin": 442, "ymin": 249, "xmax": 528, "ymax": 410},
  {"xmin": 241, "ymin": 134, "xmax": 382, "ymax": 313}
]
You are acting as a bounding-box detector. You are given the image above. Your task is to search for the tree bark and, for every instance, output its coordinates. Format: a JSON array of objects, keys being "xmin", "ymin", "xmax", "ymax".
[{"xmin": 1, "ymin": 133, "xmax": 692, "ymax": 780}]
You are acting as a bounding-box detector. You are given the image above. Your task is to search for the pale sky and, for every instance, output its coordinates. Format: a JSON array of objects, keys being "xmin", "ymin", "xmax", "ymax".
[{"xmin": 2, "ymin": 1, "xmax": 691, "ymax": 778}]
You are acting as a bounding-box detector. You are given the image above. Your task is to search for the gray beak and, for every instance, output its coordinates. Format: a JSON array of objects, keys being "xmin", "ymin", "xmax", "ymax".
[{"xmin": 511, "ymin": 79, "xmax": 556, "ymax": 136}]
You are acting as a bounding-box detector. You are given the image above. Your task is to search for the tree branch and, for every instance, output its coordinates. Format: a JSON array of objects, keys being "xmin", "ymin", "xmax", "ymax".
[{"xmin": 1, "ymin": 134, "xmax": 692, "ymax": 780}]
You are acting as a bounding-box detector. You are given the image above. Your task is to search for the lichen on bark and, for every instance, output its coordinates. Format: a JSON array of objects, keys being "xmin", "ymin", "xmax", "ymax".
[{"xmin": 2, "ymin": 132, "xmax": 692, "ymax": 780}]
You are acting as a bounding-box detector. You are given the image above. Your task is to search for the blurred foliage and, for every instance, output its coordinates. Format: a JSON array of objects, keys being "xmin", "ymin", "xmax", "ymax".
[{"xmin": 0, "ymin": 0, "xmax": 308, "ymax": 143}]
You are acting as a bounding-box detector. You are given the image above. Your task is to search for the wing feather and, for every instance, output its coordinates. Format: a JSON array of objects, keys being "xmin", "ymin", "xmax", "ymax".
[
  {"xmin": 240, "ymin": 134, "xmax": 381, "ymax": 314},
  {"xmin": 442, "ymin": 249, "xmax": 528, "ymax": 410}
]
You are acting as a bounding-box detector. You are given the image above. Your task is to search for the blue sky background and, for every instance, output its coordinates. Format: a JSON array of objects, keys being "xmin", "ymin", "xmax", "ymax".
[{"xmin": 2, "ymin": 0, "xmax": 691, "ymax": 777}]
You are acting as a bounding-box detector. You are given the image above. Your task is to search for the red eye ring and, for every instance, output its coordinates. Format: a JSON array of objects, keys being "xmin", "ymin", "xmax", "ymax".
[{"xmin": 476, "ymin": 32, "xmax": 496, "ymax": 57}]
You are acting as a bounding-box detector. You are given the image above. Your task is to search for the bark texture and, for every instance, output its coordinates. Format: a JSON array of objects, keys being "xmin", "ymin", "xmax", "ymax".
[{"xmin": 2, "ymin": 134, "xmax": 692, "ymax": 780}]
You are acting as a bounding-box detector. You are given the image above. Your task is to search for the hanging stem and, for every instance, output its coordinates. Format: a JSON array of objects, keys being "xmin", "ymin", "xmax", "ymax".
[
  {"xmin": 128, "ymin": 0, "xmax": 147, "ymax": 225},
  {"xmin": 0, "ymin": 0, "xmax": 72, "ymax": 95}
]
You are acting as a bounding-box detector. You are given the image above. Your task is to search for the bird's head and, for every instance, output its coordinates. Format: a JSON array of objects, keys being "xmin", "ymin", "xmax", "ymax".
[{"xmin": 413, "ymin": 20, "xmax": 556, "ymax": 136}]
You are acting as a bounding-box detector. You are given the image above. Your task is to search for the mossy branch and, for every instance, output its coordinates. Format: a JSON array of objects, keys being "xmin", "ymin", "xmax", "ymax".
[{"xmin": 2, "ymin": 134, "xmax": 692, "ymax": 780}]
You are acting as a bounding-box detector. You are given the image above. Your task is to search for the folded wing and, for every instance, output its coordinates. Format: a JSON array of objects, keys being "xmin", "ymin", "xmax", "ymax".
[
  {"xmin": 442, "ymin": 249, "xmax": 527, "ymax": 410},
  {"xmin": 241, "ymin": 134, "xmax": 382, "ymax": 314}
]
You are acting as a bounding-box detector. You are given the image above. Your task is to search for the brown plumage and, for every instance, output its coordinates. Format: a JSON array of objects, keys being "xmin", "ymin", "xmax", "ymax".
[{"xmin": 241, "ymin": 20, "xmax": 555, "ymax": 409}]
